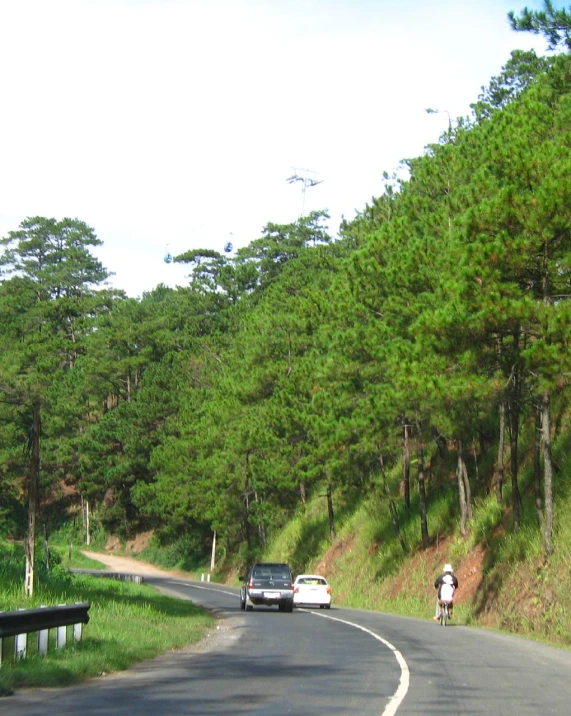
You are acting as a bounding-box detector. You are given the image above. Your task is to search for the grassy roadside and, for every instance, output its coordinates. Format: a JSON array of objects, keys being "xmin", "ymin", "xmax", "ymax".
[{"xmin": 0, "ymin": 542, "xmax": 215, "ymax": 696}]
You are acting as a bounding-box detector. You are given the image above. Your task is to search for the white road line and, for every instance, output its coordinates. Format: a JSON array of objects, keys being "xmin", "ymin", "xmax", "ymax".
[
  {"xmin": 169, "ymin": 581, "xmax": 409, "ymax": 714},
  {"xmin": 169, "ymin": 580, "xmax": 237, "ymax": 597},
  {"xmin": 309, "ymin": 611, "xmax": 410, "ymax": 716}
]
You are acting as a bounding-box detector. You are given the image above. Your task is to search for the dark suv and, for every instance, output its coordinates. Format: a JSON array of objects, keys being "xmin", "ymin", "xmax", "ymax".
[{"xmin": 239, "ymin": 562, "xmax": 295, "ymax": 612}]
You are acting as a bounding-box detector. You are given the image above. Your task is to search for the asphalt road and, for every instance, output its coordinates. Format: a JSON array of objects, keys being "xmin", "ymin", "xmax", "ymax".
[{"xmin": 4, "ymin": 576, "xmax": 571, "ymax": 715}]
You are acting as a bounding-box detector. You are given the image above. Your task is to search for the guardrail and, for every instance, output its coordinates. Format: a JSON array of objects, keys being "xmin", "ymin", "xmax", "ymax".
[
  {"xmin": 70, "ymin": 568, "xmax": 144, "ymax": 584},
  {"xmin": 0, "ymin": 602, "xmax": 90, "ymax": 666}
]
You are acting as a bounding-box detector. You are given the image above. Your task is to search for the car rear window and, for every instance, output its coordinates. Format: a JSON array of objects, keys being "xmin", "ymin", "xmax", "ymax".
[
  {"xmin": 298, "ymin": 578, "xmax": 327, "ymax": 585},
  {"xmin": 253, "ymin": 566, "xmax": 290, "ymax": 579}
]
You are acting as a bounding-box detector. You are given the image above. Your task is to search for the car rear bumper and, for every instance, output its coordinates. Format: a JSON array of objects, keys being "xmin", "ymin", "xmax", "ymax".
[
  {"xmin": 248, "ymin": 589, "xmax": 294, "ymax": 605},
  {"xmin": 293, "ymin": 594, "xmax": 331, "ymax": 606}
]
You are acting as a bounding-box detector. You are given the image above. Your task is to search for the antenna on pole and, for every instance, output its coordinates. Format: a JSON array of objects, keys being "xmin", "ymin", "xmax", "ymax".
[{"xmin": 286, "ymin": 167, "xmax": 323, "ymax": 216}]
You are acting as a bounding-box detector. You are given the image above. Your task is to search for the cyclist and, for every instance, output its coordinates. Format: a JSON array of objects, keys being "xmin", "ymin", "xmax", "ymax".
[{"xmin": 433, "ymin": 564, "xmax": 458, "ymax": 621}]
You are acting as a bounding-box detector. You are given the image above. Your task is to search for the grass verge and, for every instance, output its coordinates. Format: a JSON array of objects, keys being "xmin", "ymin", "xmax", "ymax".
[{"xmin": 0, "ymin": 543, "xmax": 215, "ymax": 696}]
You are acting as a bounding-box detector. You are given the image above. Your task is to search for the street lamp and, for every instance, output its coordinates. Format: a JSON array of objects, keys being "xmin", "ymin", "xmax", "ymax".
[{"xmin": 425, "ymin": 107, "xmax": 452, "ymax": 134}]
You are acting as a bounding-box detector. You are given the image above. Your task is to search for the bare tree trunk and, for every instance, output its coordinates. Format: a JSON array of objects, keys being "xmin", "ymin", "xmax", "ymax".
[
  {"xmin": 85, "ymin": 500, "xmax": 91, "ymax": 546},
  {"xmin": 462, "ymin": 452, "xmax": 473, "ymax": 521},
  {"xmin": 508, "ymin": 379, "xmax": 521, "ymax": 530},
  {"xmin": 534, "ymin": 409, "xmax": 544, "ymax": 529},
  {"xmin": 326, "ymin": 478, "xmax": 335, "ymax": 542},
  {"xmin": 25, "ymin": 398, "xmax": 41, "ymax": 597},
  {"xmin": 472, "ymin": 438, "xmax": 479, "ymax": 493},
  {"xmin": 416, "ymin": 420, "xmax": 429, "ymax": 549},
  {"xmin": 254, "ymin": 490, "xmax": 267, "ymax": 547},
  {"xmin": 457, "ymin": 441, "xmax": 468, "ymax": 536},
  {"xmin": 496, "ymin": 399, "xmax": 506, "ymax": 506},
  {"xmin": 402, "ymin": 422, "xmax": 411, "ymax": 509},
  {"xmin": 43, "ymin": 523, "xmax": 50, "ymax": 571},
  {"xmin": 299, "ymin": 481, "xmax": 307, "ymax": 505},
  {"xmin": 380, "ymin": 452, "xmax": 408, "ymax": 554},
  {"xmin": 541, "ymin": 391, "xmax": 554, "ymax": 556}
]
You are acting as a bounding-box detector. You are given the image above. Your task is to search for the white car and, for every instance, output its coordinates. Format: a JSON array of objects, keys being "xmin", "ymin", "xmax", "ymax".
[{"xmin": 293, "ymin": 574, "xmax": 332, "ymax": 609}]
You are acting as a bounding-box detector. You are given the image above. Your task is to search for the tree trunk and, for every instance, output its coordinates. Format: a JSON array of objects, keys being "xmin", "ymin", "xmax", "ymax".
[
  {"xmin": 85, "ymin": 500, "xmax": 91, "ymax": 546},
  {"xmin": 462, "ymin": 451, "xmax": 473, "ymax": 521},
  {"xmin": 380, "ymin": 452, "xmax": 408, "ymax": 554},
  {"xmin": 43, "ymin": 523, "xmax": 50, "ymax": 571},
  {"xmin": 496, "ymin": 399, "xmax": 506, "ymax": 506},
  {"xmin": 457, "ymin": 441, "xmax": 468, "ymax": 536},
  {"xmin": 25, "ymin": 398, "xmax": 41, "ymax": 597},
  {"xmin": 326, "ymin": 478, "xmax": 336, "ymax": 542},
  {"xmin": 416, "ymin": 420, "xmax": 429, "ymax": 549},
  {"xmin": 534, "ymin": 409, "xmax": 544, "ymax": 529},
  {"xmin": 508, "ymin": 379, "xmax": 521, "ymax": 530},
  {"xmin": 541, "ymin": 391, "xmax": 554, "ymax": 556},
  {"xmin": 299, "ymin": 481, "xmax": 307, "ymax": 505},
  {"xmin": 254, "ymin": 490, "xmax": 267, "ymax": 547},
  {"xmin": 402, "ymin": 422, "xmax": 411, "ymax": 509}
]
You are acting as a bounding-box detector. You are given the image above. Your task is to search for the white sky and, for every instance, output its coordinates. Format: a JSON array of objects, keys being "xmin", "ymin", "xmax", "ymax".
[{"xmin": 0, "ymin": 0, "xmax": 548, "ymax": 297}]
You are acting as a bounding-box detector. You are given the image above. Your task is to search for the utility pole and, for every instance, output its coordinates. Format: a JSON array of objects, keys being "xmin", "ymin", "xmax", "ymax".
[
  {"xmin": 210, "ymin": 530, "xmax": 216, "ymax": 572},
  {"xmin": 286, "ymin": 167, "xmax": 323, "ymax": 216}
]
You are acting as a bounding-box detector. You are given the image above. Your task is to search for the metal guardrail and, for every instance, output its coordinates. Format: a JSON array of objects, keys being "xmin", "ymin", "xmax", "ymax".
[
  {"xmin": 0, "ymin": 602, "xmax": 90, "ymax": 665},
  {"xmin": 70, "ymin": 568, "xmax": 144, "ymax": 584}
]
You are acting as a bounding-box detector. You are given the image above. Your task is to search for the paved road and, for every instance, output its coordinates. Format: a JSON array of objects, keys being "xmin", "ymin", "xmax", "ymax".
[{"xmin": 4, "ymin": 575, "xmax": 571, "ymax": 715}]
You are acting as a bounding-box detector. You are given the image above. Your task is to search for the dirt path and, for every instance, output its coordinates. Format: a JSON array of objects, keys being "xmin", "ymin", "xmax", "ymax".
[{"xmin": 81, "ymin": 551, "xmax": 186, "ymax": 578}]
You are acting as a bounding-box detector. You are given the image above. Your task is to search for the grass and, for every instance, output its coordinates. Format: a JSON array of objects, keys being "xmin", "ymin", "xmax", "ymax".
[
  {"xmin": 52, "ymin": 544, "xmax": 110, "ymax": 570},
  {"xmin": 0, "ymin": 543, "xmax": 215, "ymax": 696}
]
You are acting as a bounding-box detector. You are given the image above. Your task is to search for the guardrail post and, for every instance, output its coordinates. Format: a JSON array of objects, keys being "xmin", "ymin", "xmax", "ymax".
[
  {"xmin": 201, "ymin": 573, "xmax": 204, "ymax": 581},
  {"xmin": 56, "ymin": 606, "xmax": 67, "ymax": 649},
  {"xmin": 38, "ymin": 607, "xmax": 49, "ymax": 656},
  {"xmin": 73, "ymin": 622, "xmax": 82, "ymax": 642},
  {"xmin": 56, "ymin": 624, "xmax": 67, "ymax": 649},
  {"xmin": 207, "ymin": 573, "xmax": 211, "ymax": 582},
  {"xmin": 15, "ymin": 610, "xmax": 27, "ymax": 660},
  {"xmin": 73, "ymin": 604, "xmax": 83, "ymax": 642}
]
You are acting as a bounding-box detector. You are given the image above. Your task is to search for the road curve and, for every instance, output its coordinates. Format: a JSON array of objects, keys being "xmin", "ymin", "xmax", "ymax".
[{"xmin": 4, "ymin": 573, "xmax": 571, "ymax": 715}]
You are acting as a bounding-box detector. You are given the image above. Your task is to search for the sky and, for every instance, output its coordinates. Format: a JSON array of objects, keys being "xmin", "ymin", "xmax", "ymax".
[{"xmin": 0, "ymin": 0, "xmax": 548, "ymax": 298}]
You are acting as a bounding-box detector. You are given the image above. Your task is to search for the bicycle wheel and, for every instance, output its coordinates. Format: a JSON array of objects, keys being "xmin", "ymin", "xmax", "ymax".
[{"xmin": 440, "ymin": 603, "xmax": 448, "ymax": 626}]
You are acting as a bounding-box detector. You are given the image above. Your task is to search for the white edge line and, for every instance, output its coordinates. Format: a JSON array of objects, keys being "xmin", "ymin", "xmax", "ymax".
[
  {"xmin": 169, "ymin": 580, "xmax": 237, "ymax": 598},
  {"xmin": 309, "ymin": 610, "xmax": 410, "ymax": 716}
]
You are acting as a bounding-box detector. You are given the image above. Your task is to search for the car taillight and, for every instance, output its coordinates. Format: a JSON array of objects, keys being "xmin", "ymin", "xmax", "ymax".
[
  {"xmin": 294, "ymin": 587, "xmax": 299, "ymax": 593},
  {"xmin": 327, "ymin": 587, "xmax": 332, "ymax": 595},
  {"xmin": 248, "ymin": 581, "xmax": 254, "ymax": 589}
]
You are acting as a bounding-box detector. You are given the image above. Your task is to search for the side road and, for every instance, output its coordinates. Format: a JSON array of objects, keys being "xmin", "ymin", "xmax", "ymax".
[{"xmin": 81, "ymin": 551, "xmax": 187, "ymax": 577}]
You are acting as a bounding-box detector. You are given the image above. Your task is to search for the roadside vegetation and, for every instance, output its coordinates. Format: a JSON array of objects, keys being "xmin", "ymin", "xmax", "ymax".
[{"xmin": 0, "ymin": 543, "xmax": 214, "ymax": 696}]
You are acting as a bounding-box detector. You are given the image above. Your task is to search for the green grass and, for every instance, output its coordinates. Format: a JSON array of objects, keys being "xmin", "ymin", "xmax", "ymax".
[
  {"xmin": 51, "ymin": 544, "xmax": 110, "ymax": 570},
  {"xmin": 0, "ymin": 543, "xmax": 215, "ymax": 696}
]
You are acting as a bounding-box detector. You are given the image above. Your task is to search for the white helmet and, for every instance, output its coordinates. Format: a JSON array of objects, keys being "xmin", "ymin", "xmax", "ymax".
[{"xmin": 444, "ymin": 564, "xmax": 454, "ymax": 574}]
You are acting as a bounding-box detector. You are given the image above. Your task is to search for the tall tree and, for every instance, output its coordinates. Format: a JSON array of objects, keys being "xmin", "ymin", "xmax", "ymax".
[{"xmin": 0, "ymin": 217, "xmax": 112, "ymax": 594}]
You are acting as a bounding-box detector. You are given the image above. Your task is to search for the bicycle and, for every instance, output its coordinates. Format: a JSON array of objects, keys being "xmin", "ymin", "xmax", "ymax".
[{"xmin": 439, "ymin": 601, "xmax": 451, "ymax": 626}]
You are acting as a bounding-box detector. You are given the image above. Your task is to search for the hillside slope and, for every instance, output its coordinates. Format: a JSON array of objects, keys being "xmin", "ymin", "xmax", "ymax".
[{"xmin": 240, "ymin": 424, "xmax": 571, "ymax": 650}]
